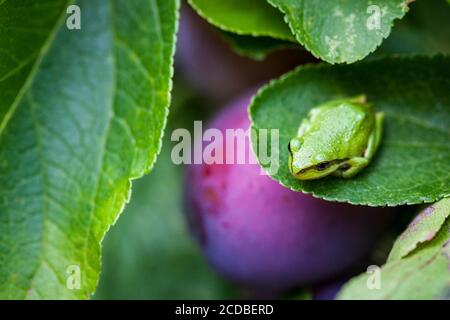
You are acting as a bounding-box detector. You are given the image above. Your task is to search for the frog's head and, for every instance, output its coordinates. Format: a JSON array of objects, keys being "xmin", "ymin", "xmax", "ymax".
[{"xmin": 288, "ymin": 137, "xmax": 347, "ymax": 180}]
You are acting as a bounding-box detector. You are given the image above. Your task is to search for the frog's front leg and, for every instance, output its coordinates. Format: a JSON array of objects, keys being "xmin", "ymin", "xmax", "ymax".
[
  {"xmin": 364, "ymin": 112, "xmax": 384, "ymax": 160},
  {"xmin": 333, "ymin": 157, "xmax": 369, "ymax": 179}
]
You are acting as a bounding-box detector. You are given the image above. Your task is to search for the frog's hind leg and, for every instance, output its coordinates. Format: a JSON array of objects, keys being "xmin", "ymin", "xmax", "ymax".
[
  {"xmin": 333, "ymin": 157, "xmax": 369, "ymax": 179},
  {"xmin": 337, "ymin": 113, "xmax": 383, "ymax": 179},
  {"xmin": 364, "ymin": 112, "xmax": 384, "ymax": 160}
]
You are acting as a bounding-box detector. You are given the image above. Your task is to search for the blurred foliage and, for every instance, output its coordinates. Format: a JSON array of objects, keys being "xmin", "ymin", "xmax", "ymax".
[
  {"xmin": 95, "ymin": 81, "xmax": 237, "ymax": 299},
  {"xmin": 378, "ymin": 0, "xmax": 450, "ymax": 55}
]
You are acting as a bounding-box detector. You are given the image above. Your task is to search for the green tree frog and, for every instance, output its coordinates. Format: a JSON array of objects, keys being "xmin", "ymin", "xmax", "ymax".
[{"xmin": 288, "ymin": 95, "xmax": 384, "ymax": 180}]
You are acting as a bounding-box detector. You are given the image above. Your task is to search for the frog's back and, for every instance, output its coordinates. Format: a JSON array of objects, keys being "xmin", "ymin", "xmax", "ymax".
[{"xmin": 301, "ymin": 100, "xmax": 374, "ymax": 162}]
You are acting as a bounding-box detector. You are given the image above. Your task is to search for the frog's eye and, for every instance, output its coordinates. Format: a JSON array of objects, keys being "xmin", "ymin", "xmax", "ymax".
[{"xmin": 315, "ymin": 162, "xmax": 331, "ymax": 171}]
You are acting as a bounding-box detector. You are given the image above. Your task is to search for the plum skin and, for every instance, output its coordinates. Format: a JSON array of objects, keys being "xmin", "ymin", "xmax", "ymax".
[{"xmin": 184, "ymin": 91, "xmax": 394, "ymax": 290}]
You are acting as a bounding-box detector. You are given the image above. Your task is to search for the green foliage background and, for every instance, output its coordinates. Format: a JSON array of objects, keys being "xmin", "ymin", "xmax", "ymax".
[{"xmin": 95, "ymin": 92, "xmax": 237, "ymax": 298}]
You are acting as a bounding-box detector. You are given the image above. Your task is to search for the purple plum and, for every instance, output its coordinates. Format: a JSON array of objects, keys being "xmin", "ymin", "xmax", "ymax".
[
  {"xmin": 184, "ymin": 91, "xmax": 394, "ymax": 290},
  {"xmin": 176, "ymin": 4, "xmax": 315, "ymax": 102}
]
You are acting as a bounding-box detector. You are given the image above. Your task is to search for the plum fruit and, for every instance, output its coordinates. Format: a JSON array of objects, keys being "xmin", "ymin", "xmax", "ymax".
[
  {"xmin": 177, "ymin": 4, "xmax": 315, "ymax": 102},
  {"xmin": 184, "ymin": 91, "xmax": 394, "ymax": 290}
]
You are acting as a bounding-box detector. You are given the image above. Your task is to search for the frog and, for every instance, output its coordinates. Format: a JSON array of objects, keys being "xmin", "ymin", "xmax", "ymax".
[{"xmin": 288, "ymin": 95, "xmax": 384, "ymax": 180}]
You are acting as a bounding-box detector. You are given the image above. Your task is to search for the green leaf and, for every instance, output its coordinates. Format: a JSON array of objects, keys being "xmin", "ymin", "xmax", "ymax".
[
  {"xmin": 0, "ymin": 1, "xmax": 70, "ymax": 128},
  {"xmin": 388, "ymin": 198, "xmax": 450, "ymax": 262},
  {"xmin": 187, "ymin": 0, "xmax": 295, "ymax": 41},
  {"xmin": 250, "ymin": 56, "xmax": 450, "ymax": 207},
  {"xmin": 267, "ymin": 0, "xmax": 410, "ymax": 63},
  {"xmin": 338, "ymin": 201, "xmax": 450, "ymax": 300},
  {"xmin": 0, "ymin": 0, "xmax": 179, "ymax": 299},
  {"xmin": 377, "ymin": 0, "xmax": 450, "ymax": 55},
  {"xmin": 219, "ymin": 31, "xmax": 300, "ymax": 61}
]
